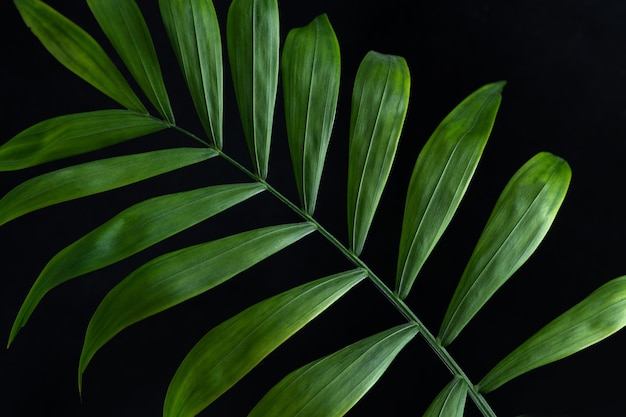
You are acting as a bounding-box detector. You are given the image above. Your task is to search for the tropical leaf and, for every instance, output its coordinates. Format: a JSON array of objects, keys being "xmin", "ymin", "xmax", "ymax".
[
  {"xmin": 14, "ymin": 0, "xmax": 146, "ymax": 113},
  {"xmin": 0, "ymin": 148, "xmax": 215, "ymax": 227},
  {"xmin": 227, "ymin": 0, "xmax": 279, "ymax": 179},
  {"xmin": 422, "ymin": 376, "xmax": 468, "ymax": 417},
  {"xmin": 159, "ymin": 0, "xmax": 222, "ymax": 146},
  {"xmin": 249, "ymin": 323, "xmax": 418, "ymax": 417},
  {"xmin": 0, "ymin": 110, "xmax": 168, "ymax": 171},
  {"xmin": 478, "ymin": 275, "xmax": 626, "ymax": 393},
  {"xmin": 395, "ymin": 82, "xmax": 504, "ymax": 299},
  {"xmin": 347, "ymin": 51, "xmax": 410, "ymax": 256},
  {"xmin": 438, "ymin": 152, "xmax": 571, "ymax": 346},
  {"xmin": 282, "ymin": 13, "xmax": 341, "ymax": 214},
  {"xmin": 87, "ymin": 0, "xmax": 175, "ymax": 122},
  {"xmin": 8, "ymin": 182, "xmax": 266, "ymax": 346},
  {"xmin": 160, "ymin": 269, "xmax": 367, "ymax": 417}
]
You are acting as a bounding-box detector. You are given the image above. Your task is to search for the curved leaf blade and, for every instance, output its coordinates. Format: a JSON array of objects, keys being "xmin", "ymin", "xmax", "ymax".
[
  {"xmin": 0, "ymin": 110, "xmax": 167, "ymax": 171},
  {"xmin": 8, "ymin": 183, "xmax": 266, "ymax": 346},
  {"xmin": 87, "ymin": 0, "xmax": 174, "ymax": 122},
  {"xmin": 227, "ymin": 0, "xmax": 279, "ymax": 179},
  {"xmin": 157, "ymin": 269, "xmax": 367, "ymax": 417},
  {"xmin": 160, "ymin": 0, "xmax": 223, "ymax": 147},
  {"xmin": 422, "ymin": 376, "xmax": 467, "ymax": 417},
  {"xmin": 395, "ymin": 82, "xmax": 505, "ymax": 299},
  {"xmin": 249, "ymin": 323, "xmax": 418, "ymax": 417},
  {"xmin": 347, "ymin": 51, "xmax": 410, "ymax": 255},
  {"xmin": 282, "ymin": 13, "xmax": 340, "ymax": 215},
  {"xmin": 0, "ymin": 148, "xmax": 216, "ymax": 227},
  {"xmin": 439, "ymin": 152, "xmax": 572, "ymax": 345},
  {"xmin": 478, "ymin": 275, "xmax": 626, "ymax": 393},
  {"xmin": 14, "ymin": 0, "xmax": 146, "ymax": 113}
]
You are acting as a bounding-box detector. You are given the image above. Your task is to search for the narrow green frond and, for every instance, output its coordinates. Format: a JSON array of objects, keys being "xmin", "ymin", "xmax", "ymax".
[
  {"xmin": 87, "ymin": 0, "xmax": 175, "ymax": 122},
  {"xmin": 347, "ymin": 51, "xmax": 410, "ymax": 256},
  {"xmin": 8, "ymin": 183, "xmax": 266, "ymax": 347},
  {"xmin": 159, "ymin": 0, "xmax": 222, "ymax": 145},
  {"xmin": 395, "ymin": 82, "xmax": 505, "ymax": 299},
  {"xmin": 478, "ymin": 275, "xmax": 626, "ymax": 393},
  {"xmin": 0, "ymin": 148, "xmax": 215, "ymax": 227},
  {"xmin": 227, "ymin": 0, "xmax": 279, "ymax": 179},
  {"xmin": 0, "ymin": 110, "xmax": 167, "ymax": 171},
  {"xmin": 161, "ymin": 269, "xmax": 367, "ymax": 417},
  {"xmin": 422, "ymin": 376, "xmax": 468, "ymax": 417},
  {"xmin": 249, "ymin": 323, "xmax": 418, "ymax": 417},
  {"xmin": 13, "ymin": 0, "xmax": 146, "ymax": 113},
  {"xmin": 439, "ymin": 152, "xmax": 571, "ymax": 346},
  {"xmin": 282, "ymin": 14, "xmax": 340, "ymax": 215}
]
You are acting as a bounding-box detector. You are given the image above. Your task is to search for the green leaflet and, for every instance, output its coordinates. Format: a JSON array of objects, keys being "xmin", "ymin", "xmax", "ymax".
[
  {"xmin": 87, "ymin": 0, "xmax": 174, "ymax": 122},
  {"xmin": 227, "ymin": 0, "xmax": 279, "ymax": 179},
  {"xmin": 478, "ymin": 275, "xmax": 626, "ymax": 393},
  {"xmin": 0, "ymin": 148, "xmax": 215, "ymax": 227},
  {"xmin": 347, "ymin": 51, "xmax": 410, "ymax": 256},
  {"xmin": 14, "ymin": 0, "xmax": 146, "ymax": 113},
  {"xmin": 422, "ymin": 376, "xmax": 467, "ymax": 417},
  {"xmin": 159, "ymin": 0, "xmax": 223, "ymax": 148},
  {"xmin": 439, "ymin": 152, "xmax": 571, "ymax": 346},
  {"xmin": 395, "ymin": 82, "xmax": 504, "ymax": 299},
  {"xmin": 8, "ymin": 183, "xmax": 266, "ymax": 346},
  {"xmin": 161, "ymin": 269, "xmax": 367, "ymax": 417},
  {"xmin": 282, "ymin": 14, "xmax": 341, "ymax": 215},
  {"xmin": 0, "ymin": 110, "xmax": 167, "ymax": 171},
  {"xmin": 249, "ymin": 323, "xmax": 418, "ymax": 417}
]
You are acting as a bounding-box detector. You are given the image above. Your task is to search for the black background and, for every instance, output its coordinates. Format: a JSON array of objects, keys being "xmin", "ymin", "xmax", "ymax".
[{"xmin": 1, "ymin": 1, "xmax": 625, "ymax": 416}]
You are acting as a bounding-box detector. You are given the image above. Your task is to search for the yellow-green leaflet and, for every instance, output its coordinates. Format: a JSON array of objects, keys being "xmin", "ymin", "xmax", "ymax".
[
  {"xmin": 395, "ymin": 82, "xmax": 504, "ymax": 299},
  {"xmin": 478, "ymin": 275, "xmax": 626, "ymax": 393},
  {"xmin": 439, "ymin": 152, "xmax": 571, "ymax": 345},
  {"xmin": 161, "ymin": 269, "xmax": 367, "ymax": 417},
  {"xmin": 282, "ymin": 14, "xmax": 341, "ymax": 215},
  {"xmin": 159, "ymin": 0, "xmax": 223, "ymax": 146},
  {"xmin": 87, "ymin": 0, "xmax": 174, "ymax": 122},
  {"xmin": 422, "ymin": 376, "xmax": 467, "ymax": 417},
  {"xmin": 0, "ymin": 148, "xmax": 215, "ymax": 227},
  {"xmin": 347, "ymin": 51, "xmax": 410, "ymax": 256},
  {"xmin": 249, "ymin": 323, "xmax": 418, "ymax": 417},
  {"xmin": 227, "ymin": 0, "xmax": 279, "ymax": 179},
  {"xmin": 8, "ymin": 183, "xmax": 266, "ymax": 346},
  {"xmin": 0, "ymin": 110, "xmax": 167, "ymax": 171},
  {"xmin": 14, "ymin": 0, "xmax": 146, "ymax": 113}
]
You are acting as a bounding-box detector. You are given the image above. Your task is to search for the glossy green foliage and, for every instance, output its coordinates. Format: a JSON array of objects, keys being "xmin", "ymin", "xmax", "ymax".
[
  {"xmin": 227, "ymin": 0, "xmax": 279, "ymax": 178},
  {"xmin": 423, "ymin": 376, "xmax": 468, "ymax": 417},
  {"xmin": 249, "ymin": 323, "xmax": 418, "ymax": 417},
  {"xmin": 87, "ymin": 0, "xmax": 174, "ymax": 122},
  {"xmin": 478, "ymin": 275, "xmax": 626, "ymax": 393},
  {"xmin": 439, "ymin": 152, "xmax": 571, "ymax": 346},
  {"xmin": 282, "ymin": 14, "xmax": 341, "ymax": 214},
  {"xmin": 395, "ymin": 82, "xmax": 504, "ymax": 299},
  {"xmin": 159, "ymin": 0, "xmax": 223, "ymax": 147},
  {"xmin": 162, "ymin": 269, "xmax": 367, "ymax": 417},
  {"xmin": 347, "ymin": 51, "xmax": 410, "ymax": 255},
  {"xmin": 14, "ymin": 0, "xmax": 146, "ymax": 112}
]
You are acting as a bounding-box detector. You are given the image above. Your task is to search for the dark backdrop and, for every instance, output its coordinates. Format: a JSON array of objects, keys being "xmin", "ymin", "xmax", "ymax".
[{"xmin": 1, "ymin": 1, "xmax": 625, "ymax": 416}]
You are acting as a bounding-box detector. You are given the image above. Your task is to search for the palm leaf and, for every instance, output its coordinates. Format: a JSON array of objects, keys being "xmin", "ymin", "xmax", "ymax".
[
  {"xmin": 0, "ymin": 148, "xmax": 215, "ymax": 227},
  {"xmin": 439, "ymin": 152, "xmax": 571, "ymax": 346},
  {"xmin": 282, "ymin": 13, "xmax": 341, "ymax": 214},
  {"xmin": 347, "ymin": 51, "xmax": 411, "ymax": 255},
  {"xmin": 87, "ymin": 0, "xmax": 175, "ymax": 122},
  {"xmin": 226, "ymin": 0, "xmax": 279, "ymax": 179},
  {"xmin": 395, "ymin": 82, "xmax": 504, "ymax": 299},
  {"xmin": 161, "ymin": 269, "xmax": 367, "ymax": 417},
  {"xmin": 14, "ymin": 0, "xmax": 146, "ymax": 113},
  {"xmin": 8, "ymin": 183, "xmax": 266, "ymax": 346},
  {"xmin": 249, "ymin": 323, "xmax": 418, "ymax": 417},
  {"xmin": 159, "ymin": 0, "xmax": 223, "ymax": 146},
  {"xmin": 422, "ymin": 376, "xmax": 468, "ymax": 417}
]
